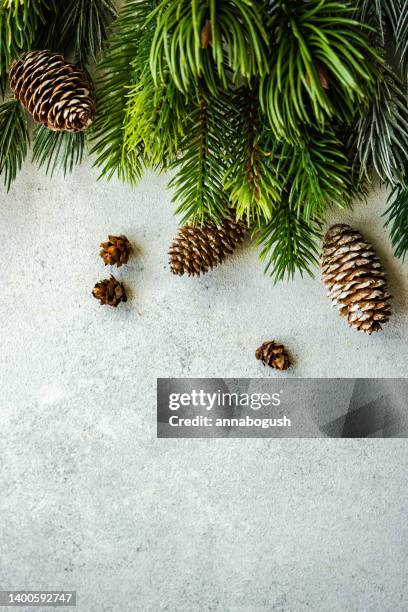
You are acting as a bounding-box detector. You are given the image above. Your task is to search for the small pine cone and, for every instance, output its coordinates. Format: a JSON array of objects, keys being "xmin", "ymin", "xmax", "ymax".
[
  {"xmin": 9, "ymin": 50, "xmax": 95, "ymax": 132},
  {"xmin": 169, "ymin": 217, "xmax": 246, "ymax": 276},
  {"xmin": 321, "ymin": 224, "xmax": 391, "ymax": 334},
  {"xmin": 100, "ymin": 235, "xmax": 131, "ymax": 267},
  {"xmin": 92, "ymin": 276, "xmax": 127, "ymax": 307},
  {"xmin": 256, "ymin": 341, "xmax": 291, "ymax": 371}
]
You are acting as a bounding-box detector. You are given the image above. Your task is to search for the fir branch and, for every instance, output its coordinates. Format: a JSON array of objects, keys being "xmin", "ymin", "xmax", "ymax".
[
  {"xmin": 223, "ymin": 88, "xmax": 281, "ymax": 224},
  {"xmin": 357, "ymin": 0, "xmax": 402, "ymax": 42},
  {"xmin": 259, "ymin": 0, "xmax": 380, "ymax": 142},
  {"xmin": 61, "ymin": 0, "xmax": 116, "ymax": 64},
  {"xmin": 91, "ymin": 0, "xmax": 155, "ymax": 184},
  {"xmin": 37, "ymin": 0, "xmax": 117, "ymax": 64},
  {"xmin": 149, "ymin": 0, "xmax": 269, "ymax": 94},
  {"xmin": 384, "ymin": 180, "xmax": 408, "ymax": 259},
  {"xmin": 276, "ymin": 128, "xmax": 354, "ymax": 222},
  {"xmin": 350, "ymin": 64, "xmax": 408, "ymax": 185},
  {"xmin": 255, "ymin": 204, "xmax": 322, "ymax": 283},
  {"xmin": 396, "ymin": 1, "xmax": 408, "ymax": 67},
  {"xmin": 168, "ymin": 88, "xmax": 231, "ymax": 225},
  {"xmin": 0, "ymin": 0, "xmax": 49, "ymax": 74},
  {"xmin": 0, "ymin": 99, "xmax": 29, "ymax": 191},
  {"xmin": 124, "ymin": 21, "xmax": 187, "ymax": 167},
  {"xmin": 32, "ymin": 126, "xmax": 85, "ymax": 177}
]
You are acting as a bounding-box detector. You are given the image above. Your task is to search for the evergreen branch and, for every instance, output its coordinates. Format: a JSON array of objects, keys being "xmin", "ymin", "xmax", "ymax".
[
  {"xmin": 350, "ymin": 64, "xmax": 408, "ymax": 185},
  {"xmin": 149, "ymin": 0, "xmax": 269, "ymax": 94},
  {"xmin": 259, "ymin": 0, "xmax": 380, "ymax": 142},
  {"xmin": 0, "ymin": 99, "xmax": 29, "ymax": 191},
  {"xmin": 62, "ymin": 0, "xmax": 116, "ymax": 64},
  {"xmin": 223, "ymin": 87, "xmax": 281, "ymax": 224},
  {"xmin": 396, "ymin": 1, "xmax": 408, "ymax": 67},
  {"xmin": 255, "ymin": 203, "xmax": 322, "ymax": 283},
  {"xmin": 384, "ymin": 180, "xmax": 408, "ymax": 259},
  {"xmin": 276, "ymin": 127, "xmax": 354, "ymax": 222},
  {"xmin": 91, "ymin": 0, "xmax": 155, "ymax": 184},
  {"xmin": 0, "ymin": 0, "xmax": 50, "ymax": 74},
  {"xmin": 168, "ymin": 88, "xmax": 232, "ymax": 225},
  {"xmin": 357, "ymin": 0, "xmax": 402, "ymax": 42},
  {"xmin": 37, "ymin": 0, "xmax": 117, "ymax": 64},
  {"xmin": 124, "ymin": 19, "xmax": 187, "ymax": 167},
  {"xmin": 32, "ymin": 126, "xmax": 85, "ymax": 177}
]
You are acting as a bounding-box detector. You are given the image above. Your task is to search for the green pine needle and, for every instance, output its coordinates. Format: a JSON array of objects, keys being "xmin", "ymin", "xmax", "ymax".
[
  {"xmin": 32, "ymin": 126, "xmax": 85, "ymax": 177},
  {"xmin": 169, "ymin": 88, "xmax": 232, "ymax": 225},
  {"xmin": 396, "ymin": 1, "xmax": 408, "ymax": 66},
  {"xmin": 0, "ymin": 0, "xmax": 50, "ymax": 74},
  {"xmin": 149, "ymin": 0, "xmax": 269, "ymax": 94},
  {"xmin": 91, "ymin": 0, "xmax": 155, "ymax": 184},
  {"xmin": 0, "ymin": 99, "xmax": 29, "ymax": 192},
  {"xmin": 255, "ymin": 205, "xmax": 322, "ymax": 283},
  {"xmin": 384, "ymin": 180, "xmax": 408, "ymax": 259},
  {"xmin": 351, "ymin": 64, "xmax": 408, "ymax": 185},
  {"xmin": 123, "ymin": 19, "xmax": 187, "ymax": 167},
  {"xmin": 34, "ymin": 0, "xmax": 115, "ymax": 62},
  {"xmin": 223, "ymin": 88, "xmax": 281, "ymax": 224},
  {"xmin": 259, "ymin": 0, "xmax": 380, "ymax": 142},
  {"xmin": 357, "ymin": 0, "xmax": 402, "ymax": 40},
  {"xmin": 276, "ymin": 127, "xmax": 354, "ymax": 222}
]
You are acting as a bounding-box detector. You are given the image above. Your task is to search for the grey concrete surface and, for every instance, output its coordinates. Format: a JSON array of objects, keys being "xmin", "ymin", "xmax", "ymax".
[{"xmin": 0, "ymin": 161, "xmax": 408, "ymax": 611}]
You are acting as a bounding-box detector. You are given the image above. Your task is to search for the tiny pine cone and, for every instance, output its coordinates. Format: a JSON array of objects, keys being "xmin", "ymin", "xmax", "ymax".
[
  {"xmin": 100, "ymin": 235, "xmax": 131, "ymax": 267},
  {"xmin": 255, "ymin": 341, "xmax": 291, "ymax": 371}
]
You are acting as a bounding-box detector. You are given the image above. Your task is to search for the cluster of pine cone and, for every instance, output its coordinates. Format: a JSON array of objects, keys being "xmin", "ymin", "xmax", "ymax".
[
  {"xmin": 6, "ymin": 50, "xmax": 395, "ymax": 372},
  {"xmin": 92, "ymin": 235, "xmax": 131, "ymax": 308}
]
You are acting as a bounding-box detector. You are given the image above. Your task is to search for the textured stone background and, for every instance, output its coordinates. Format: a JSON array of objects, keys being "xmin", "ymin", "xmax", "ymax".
[{"xmin": 1, "ymin": 161, "xmax": 407, "ymax": 611}]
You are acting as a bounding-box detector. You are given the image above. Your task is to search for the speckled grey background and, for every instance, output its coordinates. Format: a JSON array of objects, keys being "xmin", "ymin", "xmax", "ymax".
[{"xmin": 1, "ymin": 162, "xmax": 407, "ymax": 611}]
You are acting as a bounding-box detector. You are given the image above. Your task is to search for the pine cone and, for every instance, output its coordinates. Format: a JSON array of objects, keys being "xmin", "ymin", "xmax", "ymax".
[
  {"xmin": 92, "ymin": 276, "xmax": 127, "ymax": 307},
  {"xmin": 9, "ymin": 51, "xmax": 95, "ymax": 132},
  {"xmin": 255, "ymin": 341, "xmax": 291, "ymax": 371},
  {"xmin": 100, "ymin": 235, "xmax": 131, "ymax": 267},
  {"xmin": 321, "ymin": 224, "xmax": 391, "ymax": 334},
  {"xmin": 169, "ymin": 217, "xmax": 246, "ymax": 276}
]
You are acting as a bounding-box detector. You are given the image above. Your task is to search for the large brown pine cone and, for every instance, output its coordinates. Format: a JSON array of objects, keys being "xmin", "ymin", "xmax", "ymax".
[
  {"xmin": 92, "ymin": 276, "xmax": 127, "ymax": 307},
  {"xmin": 100, "ymin": 235, "xmax": 131, "ymax": 267},
  {"xmin": 169, "ymin": 217, "xmax": 246, "ymax": 276},
  {"xmin": 321, "ymin": 224, "xmax": 391, "ymax": 334},
  {"xmin": 255, "ymin": 341, "xmax": 291, "ymax": 371},
  {"xmin": 9, "ymin": 50, "xmax": 95, "ymax": 132}
]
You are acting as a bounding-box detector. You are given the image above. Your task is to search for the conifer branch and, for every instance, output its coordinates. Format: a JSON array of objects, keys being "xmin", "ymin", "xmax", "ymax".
[
  {"xmin": 124, "ymin": 20, "xmax": 187, "ymax": 167},
  {"xmin": 0, "ymin": 99, "xmax": 29, "ymax": 191},
  {"xmin": 0, "ymin": 0, "xmax": 50, "ymax": 74},
  {"xmin": 259, "ymin": 0, "xmax": 380, "ymax": 142},
  {"xmin": 276, "ymin": 128, "xmax": 354, "ymax": 222},
  {"xmin": 36, "ymin": 0, "xmax": 116, "ymax": 64},
  {"xmin": 357, "ymin": 0, "xmax": 402, "ymax": 41},
  {"xmin": 32, "ymin": 126, "xmax": 85, "ymax": 177},
  {"xmin": 91, "ymin": 0, "xmax": 155, "ymax": 184},
  {"xmin": 255, "ymin": 204, "xmax": 322, "ymax": 283},
  {"xmin": 351, "ymin": 64, "xmax": 408, "ymax": 185},
  {"xmin": 168, "ymin": 88, "xmax": 231, "ymax": 225},
  {"xmin": 384, "ymin": 180, "xmax": 408, "ymax": 260},
  {"xmin": 149, "ymin": 0, "xmax": 269, "ymax": 94},
  {"xmin": 396, "ymin": 1, "xmax": 408, "ymax": 67},
  {"xmin": 223, "ymin": 88, "xmax": 281, "ymax": 224}
]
